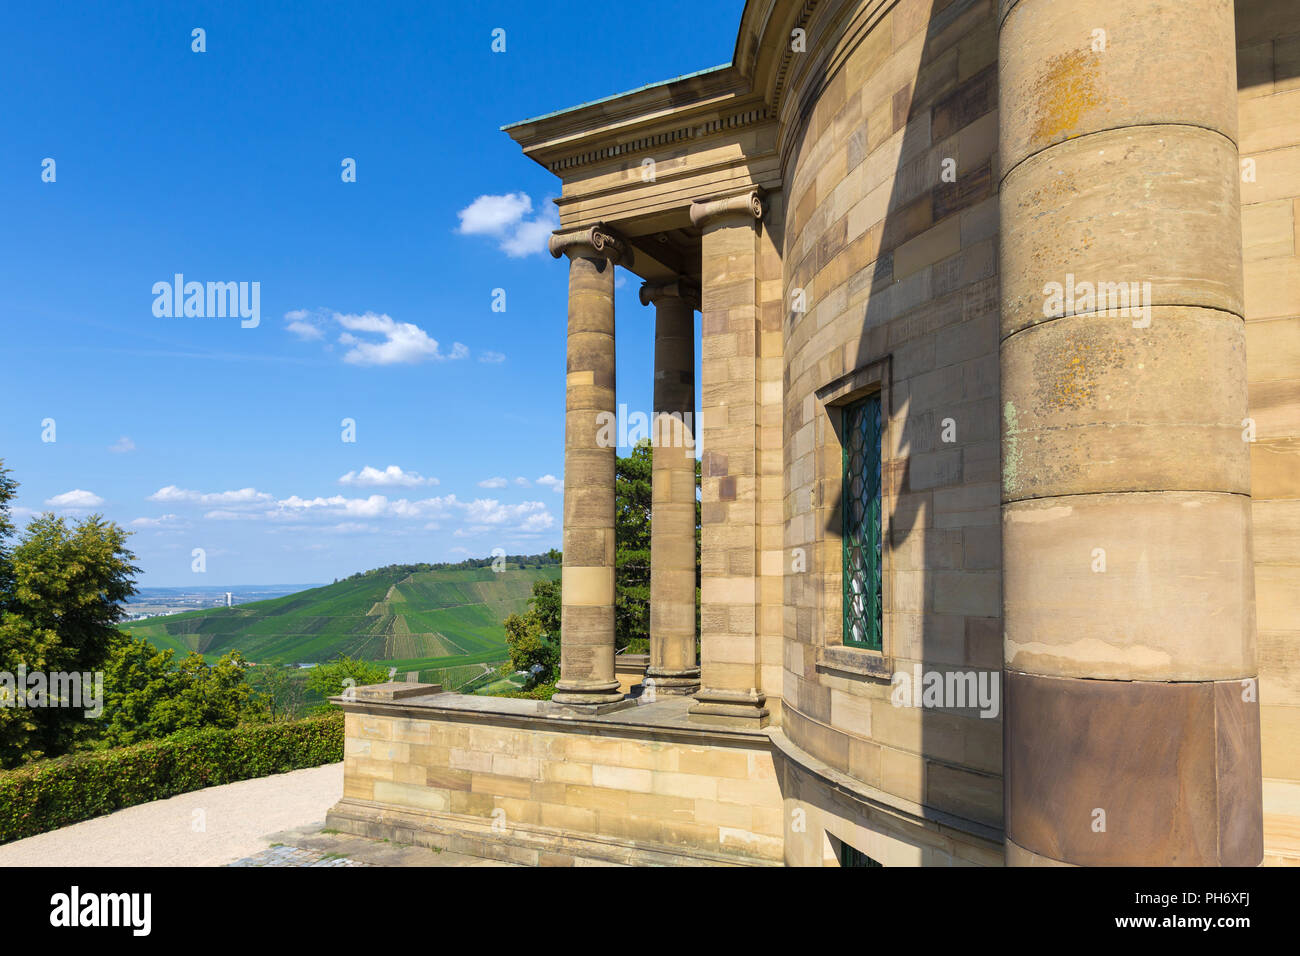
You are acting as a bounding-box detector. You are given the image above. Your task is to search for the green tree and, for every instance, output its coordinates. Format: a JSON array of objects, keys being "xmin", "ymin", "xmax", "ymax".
[
  {"xmin": 529, "ymin": 576, "xmax": 561, "ymax": 638},
  {"xmin": 614, "ymin": 440, "xmax": 652, "ymax": 650},
  {"xmin": 503, "ymin": 611, "xmax": 559, "ymax": 684},
  {"xmin": 246, "ymin": 660, "xmax": 310, "ymax": 720},
  {"xmin": 523, "ymin": 445, "xmax": 702, "ymax": 664},
  {"xmin": 97, "ymin": 636, "xmax": 172, "ymax": 745},
  {"xmin": 501, "ymin": 574, "xmax": 563, "ymax": 687},
  {"xmin": 304, "ymin": 656, "xmax": 390, "ymax": 699},
  {"xmin": 99, "ymin": 637, "xmax": 260, "ymax": 746},
  {"xmin": 0, "ymin": 461, "xmax": 139, "ymax": 766},
  {"xmin": 612, "ymin": 440, "xmax": 702, "ymax": 652}
]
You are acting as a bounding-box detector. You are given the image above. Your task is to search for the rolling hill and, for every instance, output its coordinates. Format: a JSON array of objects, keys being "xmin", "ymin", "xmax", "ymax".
[{"xmin": 126, "ymin": 564, "xmax": 560, "ymax": 666}]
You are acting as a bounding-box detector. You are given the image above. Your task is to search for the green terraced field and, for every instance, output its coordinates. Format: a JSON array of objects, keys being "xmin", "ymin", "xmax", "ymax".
[{"xmin": 126, "ymin": 564, "xmax": 559, "ymax": 665}]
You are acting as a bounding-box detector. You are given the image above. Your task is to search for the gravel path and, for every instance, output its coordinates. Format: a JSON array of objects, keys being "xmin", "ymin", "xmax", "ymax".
[{"xmin": 0, "ymin": 762, "xmax": 344, "ymax": 867}]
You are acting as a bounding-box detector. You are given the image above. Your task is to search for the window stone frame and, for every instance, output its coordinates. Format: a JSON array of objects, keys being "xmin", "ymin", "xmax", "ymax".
[{"xmin": 813, "ymin": 355, "xmax": 895, "ymax": 682}]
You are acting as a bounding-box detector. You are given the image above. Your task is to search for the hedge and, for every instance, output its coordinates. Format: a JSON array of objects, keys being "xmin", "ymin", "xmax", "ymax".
[
  {"xmin": 493, "ymin": 681, "xmax": 557, "ymax": 700},
  {"xmin": 0, "ymin": 710, "xmax": 344, "ymax": 844}
]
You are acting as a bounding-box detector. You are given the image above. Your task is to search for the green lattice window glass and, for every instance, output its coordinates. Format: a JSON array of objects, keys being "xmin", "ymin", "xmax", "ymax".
[{"xmin": 842, "ymin": 393, "xmax": 882, "ymax": 651}]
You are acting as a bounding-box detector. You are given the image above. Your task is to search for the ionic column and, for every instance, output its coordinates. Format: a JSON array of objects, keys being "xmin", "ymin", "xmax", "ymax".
[
  {"xmin": 998, "ymin": 0, "xmax": 1261, "ymax": 865},
  {"xmin": 688, "ymin": 189, "xmax": 770, "ymax": 727},
  {"xmin": 641, "ymin": 278, "xmax": 702, "ymax": 697},
  {"xmin": 548, "ymin": 223, "xmax": 629, "ymax": 708}
]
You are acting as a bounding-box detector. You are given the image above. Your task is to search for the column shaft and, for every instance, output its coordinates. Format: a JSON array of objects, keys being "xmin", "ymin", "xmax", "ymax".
[
  {"xmin": 997, "ymin": 0, "xmax": 1261, "ymax": 865},
  {"xmin": 550, "ymin": 228, "xmax": 626, "ymax": 707},
  {"xmin": 688, "ymin": 191, "xmax": 770, "ymax": 727},
  {"xmin": 644, "ymin": 281, "xmax": 701, "ymax": 696}
]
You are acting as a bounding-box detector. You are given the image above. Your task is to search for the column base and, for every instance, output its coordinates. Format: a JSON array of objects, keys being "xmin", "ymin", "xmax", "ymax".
[
  {"xmin": 551, "ymin": 679, "xmax": 625, "ymax": 709},
  {"xmin": 689, "ymin": 687, "xmax": 769, "ymax": 728},
  {"xmin": 547, "ymin": 697, "xmax": 636, "ymax": 717},
  {"xmin": 643, "ymin": 667, "xmax": 701, "ymax": 698}
]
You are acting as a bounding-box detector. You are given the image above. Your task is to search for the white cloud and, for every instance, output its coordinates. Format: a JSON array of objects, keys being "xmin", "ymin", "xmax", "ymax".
[
  {"xmin": 478, "ymin": 351, "xmax": 506, "ymax": 364},
  {"xmin": 151, "ymin": 485, "xmax": 556, "ymax": 539},
  {"xmin": 462, "ymin": 498, "xmax": 548, "ymax": 527},
  {"xmin": 457, "ymin": 192, "xmax": 533, "ymax": 235},
  {"xmin": 535, "ymin": 474, "xmax": 563, "ymax": 493},
  {"xmin": 450, "ymin": 497, "xmax": 554, "ymax": 536},
  {"xmin": 285, "ymin": 309, "xmax": 483, "ymax": 367},
  {"xmin": 513, "ymin": 477, "xmax": 531, "ymax": 487},
  {"xmin": 520, "ymin": 512, "xmax": 555, "ymax": 532},
  {"xmin": 45, "ymin": 489, "xmax": 104, "ymax": 508},
  {"xmin": 335, "ymin": 312, "xmax": 468, "ymax": 366},
  {"xmin": 109, "ymin": 436, "xmax": 136, "ymax": 454},
  {"xmin": 477, "ymin": 477, "xmax": 508, "ymax": 489},
  {"xmin": 500, "ymin": 210, "xmax": 559, "ymax": 257},
  {"xmin": 149, "ymin": 486, "xmax": 273, "ymax": 507},
  {"xmin": 277, "ymin": 494, "xmax": 389, "ymax": 518},
  {"xmin": 130, "ymin": 514, "xmax": 182, "ymax": 527},
  {"xmin": 455, "ymin": 192, "xmax": 559, "ymax": 258},
  {"xmin": 339, "ymin": 465, "xmax": 438, "ymax": 488},
  {"xmin": 285, "ymin": 308, "xmax": 325, "ymax": 340}
]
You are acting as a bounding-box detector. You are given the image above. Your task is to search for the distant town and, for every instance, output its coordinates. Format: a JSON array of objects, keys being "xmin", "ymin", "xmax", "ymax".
[{"xmin": 124, "ymin": 585, "xmax": 320, "ymax": 620}]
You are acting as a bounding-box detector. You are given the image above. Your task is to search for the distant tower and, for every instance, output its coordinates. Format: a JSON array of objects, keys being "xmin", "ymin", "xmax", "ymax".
[{"xmin": 225, "ymin": 591, "xmax": 232, "ymax": 607}]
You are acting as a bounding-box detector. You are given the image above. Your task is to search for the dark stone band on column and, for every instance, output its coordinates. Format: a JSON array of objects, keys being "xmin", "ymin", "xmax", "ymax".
[{"xmin": 1004, "ymin": 670, "xmax": 1263, "ymax": 866}]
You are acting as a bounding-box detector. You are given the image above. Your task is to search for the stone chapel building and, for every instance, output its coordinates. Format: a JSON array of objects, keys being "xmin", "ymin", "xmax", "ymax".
[{"xmin": 327, "ymin": 0, "xmax": 1299, "ymax": 866}]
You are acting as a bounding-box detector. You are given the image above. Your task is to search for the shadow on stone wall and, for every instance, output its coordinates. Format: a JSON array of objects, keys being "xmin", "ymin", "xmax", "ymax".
[{"xmin": 778, "ymin": 0, "xmax": 1005, "ymax": 857}]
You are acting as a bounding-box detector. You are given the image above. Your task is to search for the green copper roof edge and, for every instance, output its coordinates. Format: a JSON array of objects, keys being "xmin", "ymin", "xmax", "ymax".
[{"xmin": 500, "ymin": 62, "xmax": 733, "ymax": 131}]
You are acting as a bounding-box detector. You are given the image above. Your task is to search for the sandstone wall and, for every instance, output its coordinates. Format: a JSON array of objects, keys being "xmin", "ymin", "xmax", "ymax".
[
  {"xmin": 780, "ymin": 0, "xmax": 1003, "ymax": 833},
  {"xmin": 335, "ymin": 709, "xmax": 784, "ymax": 864},
  {"xmin": 1238, "ymin": 0, "xmax": 1300, "ymax": 785}
]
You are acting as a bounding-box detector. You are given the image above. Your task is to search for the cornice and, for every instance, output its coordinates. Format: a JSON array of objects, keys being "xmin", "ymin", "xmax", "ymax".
[
  {"xmin": 504, "ymin": 0, "xmax": 818, "ymax": 179},
  {"xmin": 542, "ymin": 104, "xmax": 774, "ymax": 174}
]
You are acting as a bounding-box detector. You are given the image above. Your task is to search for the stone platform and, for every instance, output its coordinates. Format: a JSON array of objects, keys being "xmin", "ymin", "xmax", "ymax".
[{"xmin": 326, "ymin": 691, "xmax": 785, "ymax": 867}]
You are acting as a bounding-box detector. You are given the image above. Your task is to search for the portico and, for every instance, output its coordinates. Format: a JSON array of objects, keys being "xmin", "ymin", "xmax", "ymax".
[{"xmin": 541, "ymin": 189, "xmax": 778, "ymax": 724}]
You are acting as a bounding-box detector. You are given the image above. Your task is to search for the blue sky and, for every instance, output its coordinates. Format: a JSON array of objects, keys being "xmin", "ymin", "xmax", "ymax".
[{"xmin": 0, "ymin": 0, "xmax": 736, "ymax": 586}]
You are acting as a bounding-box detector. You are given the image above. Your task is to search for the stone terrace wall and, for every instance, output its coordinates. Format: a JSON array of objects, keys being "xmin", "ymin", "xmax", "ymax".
[{"xmin": 332, "ymin": 708, "xmax": 784, "ymax": 865}]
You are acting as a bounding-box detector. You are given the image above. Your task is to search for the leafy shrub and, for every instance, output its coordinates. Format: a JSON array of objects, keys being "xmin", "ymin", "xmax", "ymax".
[
  {"xmin": 99, "ymin": 638, "xmax": 263, "ymax": 746},
  {"xmin": 495, "ymin": 681, "xmax": 557, "ymax": 701},
  {"xmin": 0, "ymin": 711, "xmax": 343, "ymax": 844},
  {"xmin": 304, "ymin": 656, "xmax": 391, "ymax": 699}
]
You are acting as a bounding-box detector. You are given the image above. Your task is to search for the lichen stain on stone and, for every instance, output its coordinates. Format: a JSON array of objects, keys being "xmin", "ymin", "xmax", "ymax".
[
  {"xmin": 1037, "ymin": 335, "xmax": 1123, "ymax": 412},
  {"xmin": 1031, "ymin": 172, "xmax": 1080, "ymax": 207},
  {"xmin": 1031, "ymin": 49, "xmax": 1104, "ymax": 145},
  {"xmin": 1002, "ymin": 401, "xmax": 1021, "ymax": 496}
]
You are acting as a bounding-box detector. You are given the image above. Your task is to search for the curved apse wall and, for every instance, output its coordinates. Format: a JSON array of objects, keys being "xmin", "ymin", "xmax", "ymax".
[{"xmin": 778, "ymin": 0, "xmax": 1004, "ymax": 831}]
